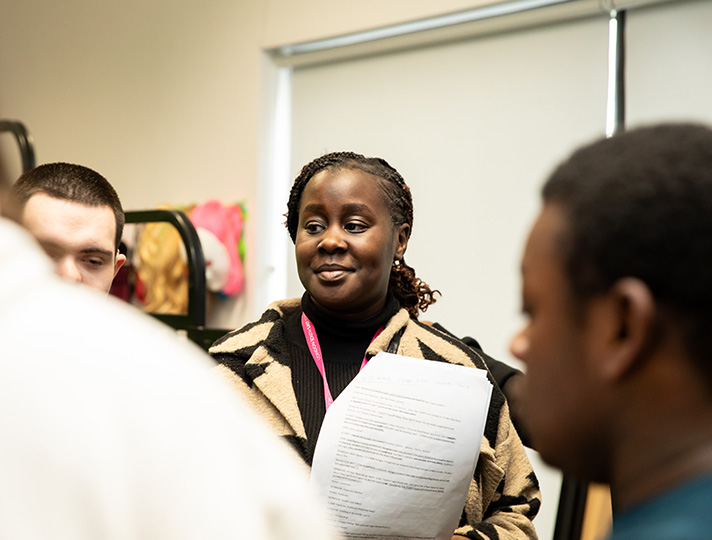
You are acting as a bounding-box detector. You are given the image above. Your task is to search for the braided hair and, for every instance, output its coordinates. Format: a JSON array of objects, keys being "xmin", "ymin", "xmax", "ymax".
[{"xmin": 286, "ymin": 151, "xmax": 439, "ymax": 317}]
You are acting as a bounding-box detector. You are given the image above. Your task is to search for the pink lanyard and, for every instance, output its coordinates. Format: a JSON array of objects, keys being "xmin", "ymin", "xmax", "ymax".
[{"xmin": 301, "ymin": 312, "xmax": 383, "ymax": 411}]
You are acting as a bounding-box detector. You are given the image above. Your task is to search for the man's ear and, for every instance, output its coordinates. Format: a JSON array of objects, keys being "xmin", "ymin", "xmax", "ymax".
[
  {"xmin": 599, "ymin": 277, "xmax": 657, "ymax": 381},
  {"xmin": 114, "ymin": 253, "xmax": 127, "ymax": 278}
]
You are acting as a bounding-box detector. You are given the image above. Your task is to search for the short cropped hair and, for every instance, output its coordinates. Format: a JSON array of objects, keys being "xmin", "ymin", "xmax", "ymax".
[
  {"xmin": 543, "ymin": 123, "xmax": 712, "ymax": 386},
  {"xmin": 12, "ymin": 162, "xmax": 124, "ymax": 250}
]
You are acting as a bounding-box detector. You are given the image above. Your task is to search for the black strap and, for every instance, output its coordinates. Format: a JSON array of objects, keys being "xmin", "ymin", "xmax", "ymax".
[{"xmin": 386, "ymin": 327, "xmax": 405, "ymax": 354}]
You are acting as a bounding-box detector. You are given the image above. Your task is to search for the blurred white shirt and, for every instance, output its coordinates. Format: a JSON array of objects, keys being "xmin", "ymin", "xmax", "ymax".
[{"xmin": 0, "ymin": 216, "xmax": 335, "ymax": 540}]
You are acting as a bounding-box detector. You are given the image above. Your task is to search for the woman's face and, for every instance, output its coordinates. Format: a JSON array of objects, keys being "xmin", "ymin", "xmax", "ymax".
[{"xmin": 295, "ymin": 167, "xmax": 409, "ymax": 321}]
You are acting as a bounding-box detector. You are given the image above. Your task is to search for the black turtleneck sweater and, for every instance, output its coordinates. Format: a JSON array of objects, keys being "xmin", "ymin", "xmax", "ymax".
[{"xmin": 284, "ymin": 292, "xmax": 400, "ymax": 462}]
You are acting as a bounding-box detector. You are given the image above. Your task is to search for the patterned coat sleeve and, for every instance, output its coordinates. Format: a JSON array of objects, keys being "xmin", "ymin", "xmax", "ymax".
[
  {"xmin": 455, "ymin": 399, "xmax": 540, "ymax": 540},
  {"xmin": 385, "ymin": 313, "xmax": 540, "ymax": 540}
]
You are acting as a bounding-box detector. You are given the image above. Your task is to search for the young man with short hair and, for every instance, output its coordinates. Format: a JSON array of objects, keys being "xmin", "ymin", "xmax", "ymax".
[
  {"xmin": 12, "ymin": 162, "xmax": 126, "ymax": 293},
  {"xmin": 511, "ymin": 123, "xmax": 712, "ymax": 539},
  {"xmin": 0, "ymin": 159, "xmax": 335, "ymax": 540}
]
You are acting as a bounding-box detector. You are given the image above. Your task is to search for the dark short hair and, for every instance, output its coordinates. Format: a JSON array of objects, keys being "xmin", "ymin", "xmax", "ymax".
[
  {"xmin": 12, "ymin": 162, "xmax": 124, "ymax": 250},
  {"xmin": 543, "ymin": 123, "xmax": 712, "ymax": 386}
]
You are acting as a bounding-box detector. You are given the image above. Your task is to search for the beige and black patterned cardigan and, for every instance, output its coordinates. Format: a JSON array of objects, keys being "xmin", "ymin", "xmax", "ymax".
[{"xmin": 210, "ymin": 298, "xmax": 541, "ymax": 540}]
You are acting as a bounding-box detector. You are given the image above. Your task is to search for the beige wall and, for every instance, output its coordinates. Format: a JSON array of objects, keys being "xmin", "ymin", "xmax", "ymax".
[
  {"xmin": 0, "ymin": 0, "xmax": 507, "ymax": 328},
  {"xmin": 262, "ymin": 0, "xmax": 496, "ymax": 48}
]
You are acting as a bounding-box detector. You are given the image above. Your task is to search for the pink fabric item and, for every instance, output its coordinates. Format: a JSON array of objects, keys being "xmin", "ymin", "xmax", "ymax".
[{"xmin": 190, "ymin": 200, "xmax": 244, "ymax": 295}]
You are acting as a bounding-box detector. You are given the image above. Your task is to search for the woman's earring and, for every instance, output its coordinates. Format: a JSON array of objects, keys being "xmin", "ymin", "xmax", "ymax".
[{"xmin": 393, "ymin": 259, "xmax": 401, "ymax": 267}]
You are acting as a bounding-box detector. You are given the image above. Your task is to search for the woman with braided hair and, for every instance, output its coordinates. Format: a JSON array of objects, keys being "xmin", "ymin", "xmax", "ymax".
[{"xmin": 210, "ymin": 152, "xmax": 540, "ymax": 540}]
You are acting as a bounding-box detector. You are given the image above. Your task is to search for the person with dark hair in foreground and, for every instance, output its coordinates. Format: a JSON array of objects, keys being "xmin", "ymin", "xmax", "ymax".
[
  {"xmin": 211, "ymin": 151, "xmax": 540, "ymax": 540},
  {"xmin": 12, "ymin": 162, "xmax": 126, "ymax": 293},
  {"xmin": 0, "ymin": 163, "xmax": 334, "ymax": 540},
  {"xmin": 510, "ymin": 123, "xmax": 712, "ymax": 539}
]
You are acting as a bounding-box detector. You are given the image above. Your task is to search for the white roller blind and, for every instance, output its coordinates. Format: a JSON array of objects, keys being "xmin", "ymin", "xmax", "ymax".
[{"xmin": 627, "ymin": 0, "xmax": 712, "ymax": 127}]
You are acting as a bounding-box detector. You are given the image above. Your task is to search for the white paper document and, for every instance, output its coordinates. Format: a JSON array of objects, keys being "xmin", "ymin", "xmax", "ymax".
[{"xmin": 311, "ymin": 352, "xmax": 493, "ymax": 540}]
